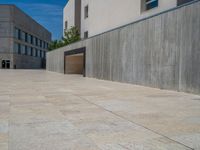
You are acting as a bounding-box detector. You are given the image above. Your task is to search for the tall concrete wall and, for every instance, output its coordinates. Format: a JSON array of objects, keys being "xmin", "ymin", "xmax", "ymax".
[{"xmin": 47, "ymin": 1, "xmax": 200, "ymax": 95}]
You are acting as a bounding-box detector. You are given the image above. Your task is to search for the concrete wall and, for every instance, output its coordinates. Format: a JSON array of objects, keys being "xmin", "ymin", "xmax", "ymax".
[
  {"xmin": 13, "ymin": 54, "xmax": 43, "ymax": 69},
  {"xmin": 47, "ymin": 1, "xmax": 200, "ymax": 95}
]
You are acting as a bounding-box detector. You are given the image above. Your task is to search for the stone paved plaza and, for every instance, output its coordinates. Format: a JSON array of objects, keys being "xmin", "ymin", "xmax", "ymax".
[{"xmin": 0, "ymin": 70, "xmax": 200, "ymax": 150}]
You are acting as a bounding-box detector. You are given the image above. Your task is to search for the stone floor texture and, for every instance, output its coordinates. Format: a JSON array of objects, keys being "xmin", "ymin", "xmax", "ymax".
[{"xmin": 0, "ymin": 70, "xmax": 200, "ymax": 150}]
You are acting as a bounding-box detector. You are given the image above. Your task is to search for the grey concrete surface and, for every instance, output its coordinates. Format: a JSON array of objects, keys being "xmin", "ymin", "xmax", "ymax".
[
  {"xmin": 0, "ymin": 70, "xmax": 200, "ymax": 150},
  {"xmin": 47, "ymin": 1, "xmax": 200, "ymax": 95}
]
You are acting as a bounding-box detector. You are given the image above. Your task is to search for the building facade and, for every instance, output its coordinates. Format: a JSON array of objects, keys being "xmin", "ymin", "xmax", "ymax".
[
  {"xmin": 0, "ymin": 5, "xmax": 51, "ymax": 69},
  {"xmin": 64, "ymin": 0, "xmax": 195, "ymax": 39}
]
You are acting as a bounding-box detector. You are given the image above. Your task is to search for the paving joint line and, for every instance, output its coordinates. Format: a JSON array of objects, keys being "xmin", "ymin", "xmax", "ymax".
[{"xmin": 74, "ymin": 94, "xmax": 194, "ymax": 150}]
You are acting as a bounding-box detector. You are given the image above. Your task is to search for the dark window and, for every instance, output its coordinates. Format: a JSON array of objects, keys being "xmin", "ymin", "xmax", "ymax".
[
  {"xmin": 21, "ymin": 45, "xmax": 25, "ymax": 55},
  {"xmin": 25, "ymin": 33, "xmax": 28, "ymax": 42},
  {"xmin": 33, "ymin": 37, "xmax": 36, "ymax": 45},
  {"xmin": 65, "ymin": 21, "xmax": 68, "ymax": 31},
  {"xmin": 146, "ymin": 0, "xmax": 158, "ymax": 10},
  {"xmin": 14, "ymin": 43, "xmax": 18, "ymax": 53},
  {"xmin": 35, "ymin": 38, "xmax": 38, "ymax": 46},
  {"xmin": 30, "ymin": 35, "xmax": 33, "ymax": 44},
  {"xmin": 44, "ymin": 52, "xmax": 46, "ymax": 58},
  {"xmin": 141, "ymin": 0, "xmax": 158, "ymax": 11},
  {"xmin": 40, "ymin": 40, "xmax": 42, "ymax": 47},
  {"xmin": 25, "ymin": 46, "xmax": 28, "ymax": 55},
  {"xmin": 43, "ymin": 41, "xmax": 45, "ymax": 49},
  {"xmin": 84, "ymin": 5, "xmax": 88, "ymax": 19},
  {"xmin": 18, "ymin": 44, "xmax": 21, "ymax": 54},
  {"xmin": 18, "ymin": 29, "xmax": 21, "ymax": 40},
  {"xmin": 21, "ymin": 32, "xmax": 26, "ymax": 41},
  {"xmin": 30, "ymin": 47, "xmax": 33, "ymax": 56},
  {"xmin": 27, "ymin": 34, "xmax": 31, "ymax": 43},
  {"xmin": 177, "ymin": 0, "xmax": 194, "ymax": 6},
  {"xmin": 84, "ymin": 31, "xmax": 88, "ymax": 39},
  {"xmin": 14, "ymin": 28, "xmax": 20, "ymax": 39},
  {"xmin": 36, "ymin": 49, "xmax": 38, "ymax": 57},
  {"xmin": 40, "ymin": 50, "xmax": 42, "ymax": 58},
  {"xmin": 33, "ymin": 48, "xmax": 36, "ymax": 57}
]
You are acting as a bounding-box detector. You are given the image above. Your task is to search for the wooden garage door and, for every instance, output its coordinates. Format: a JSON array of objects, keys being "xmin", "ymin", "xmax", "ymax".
[{"xmin": 65, "ymin": 53, "xmax": 84, "ymax": 74}]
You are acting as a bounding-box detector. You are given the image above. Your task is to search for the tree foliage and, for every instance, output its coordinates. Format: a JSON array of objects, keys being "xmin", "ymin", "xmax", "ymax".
[{"xmin": 48, "ymin": 26, "xmax": 80, "ymax": 51}]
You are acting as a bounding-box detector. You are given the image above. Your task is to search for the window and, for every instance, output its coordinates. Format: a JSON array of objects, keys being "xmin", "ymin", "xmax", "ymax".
[
  {"xmin": 25, "ymin": 46, "xmax": 28, "ymax": 55},
  {"xmin": 30, "ymin": 35, "xmax": 33, "ymax": 44},
  {"xmin": 14, "ymin": 28, "xmax": 18, "ymax": 38},
  {"xmin": 35, "ymin": 38, "xmax": 38, "ymax": 46},
  {"xmin": 30, "ymin": 47, "xmax": 33, "ymax": 56},
  {"xmin": 43, "ymin": 41, "xmax": 45, "ymax": 49},
  {"xmin": 40, "ymin": 50, "xmax": 42, "ymax": 58},
  {"xmin": 27, "ymin": 47, "xmax": 31, "ymax": 56},
  {"xmin": 38, "ymin": 50, "xmax": 41, "ymax": 57},
  {"xmin": 25, "ymin": 33, "xmax": 28, "ymax": 42},
  {"xmin": 14, "ymin": 43, "xmax": 18, "ymax": 53},
  {"xmin": 44, "ymin": 51, "xmax": 46, "ymax": 59},
  {"xmin": 177, "ymin": 0, "xmax": 194, "ymax": 6},
  {"xmin": 65, "ymin": 21, "xmax": 68, "ymax": 31},
  {"xmin": 35, "ymin": 49, "xmax": 38, "ymax": 57},
  {"xmin": 84, "ymin": 31, "xmax": 88, "ymax": 39},
  {"xmin": 21, "ymin": 32, "xmax": 26, "ymax": 41},
  {"xmin": 14, "ymin": 28, "xmax": 21, "ymax": 40},
  {"xmin": 33, "ymin": 37, "xmax": 36, "ymax": 45},
  {"xmin": 27, "ymin": 34, "xmax": 31, "ymax": 43},
  {"xmin": 84, "ymin": 5, "xmax": 88, "ymax": 19},
  {"xmin": 17, "ymin": 44, "xmax": 21, "ymax": 54},
  {"xmin": 21, "ymin": 45, "xmax": 25, "ymax": 55},
  {"xmin": 14, "ymin": 28, "xmax": 19, "ymax": 39},
  {"xmin": 33, "ymin": 48, "xmax": 36, "ymax": 57},
  {"xmin": 40, "ymin": 40, "xmax": 42, "ymax": 47},
  {"xmin": 44, "ymin": 42, "xmax": 48, "ymax": 49},
  {"xmin": 141, "ymin": 0, "xmax": 158, "ymax": 12},
  {"xmin": 41, "ymin": 51, "xmax": 44, "ymax": 58}
]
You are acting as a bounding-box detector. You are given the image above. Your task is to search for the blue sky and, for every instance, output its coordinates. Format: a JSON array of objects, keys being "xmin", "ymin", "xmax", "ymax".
[{"xmin": 0, "ymin": 0, "xmax": 69, "ymax": 40}]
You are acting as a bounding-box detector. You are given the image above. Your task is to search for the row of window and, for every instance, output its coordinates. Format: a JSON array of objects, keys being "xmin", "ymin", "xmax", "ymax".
[
  {"xmin": 142, "ymin": 0, "xmax": 194, "ymax": 11},
  {"xmin": 14, "ymin": 28, "xmax": 49, "ymax": 49},
  {"xmin": 14, "ymin": 43, "xmax": 46, "ymax": 58}
]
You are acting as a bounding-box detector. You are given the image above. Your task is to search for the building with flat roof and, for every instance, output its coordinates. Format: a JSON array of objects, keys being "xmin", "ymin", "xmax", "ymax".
[
  {"xmin": 0, "ymin": 5, "xmax": 51, "ymax": 69},
  {"xmin": 64, "ymin": 0, "xmax": 195, "ymax": 39}
]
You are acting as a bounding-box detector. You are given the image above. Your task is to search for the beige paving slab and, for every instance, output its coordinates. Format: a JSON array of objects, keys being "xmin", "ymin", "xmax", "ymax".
[
  {"xmin": 10, "ymin": 121, "xmax": 99, "ymax": 150},
  {"xmin": 0, "ymin": 70, "xmax": 200, "ymax": 150}
]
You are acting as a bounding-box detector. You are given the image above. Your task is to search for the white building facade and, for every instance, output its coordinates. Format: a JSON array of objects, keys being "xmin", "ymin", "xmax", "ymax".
[{"xmin": 63, "ymin": 0, "xmax": 195, "ymax": 39}]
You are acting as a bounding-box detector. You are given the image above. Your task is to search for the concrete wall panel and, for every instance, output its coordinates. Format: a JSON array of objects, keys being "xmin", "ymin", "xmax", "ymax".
[{"xmin": 47, "ymin": 1, "xmax": 200, "ymax": 95}]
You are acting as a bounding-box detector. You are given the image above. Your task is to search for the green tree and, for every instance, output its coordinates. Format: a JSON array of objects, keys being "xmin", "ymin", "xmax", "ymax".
[
  {"xmin": 48, "ymin": 26, "xmax": 80, "ymax": 51},
  {"xmin": 63, "ymin": 26, "xmax": 80, "ymax": 45}
]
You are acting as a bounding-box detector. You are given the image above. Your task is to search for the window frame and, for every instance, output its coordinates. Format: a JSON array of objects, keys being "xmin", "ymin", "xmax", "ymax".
[
  {"xmin": 84, "ymin": 31, "xmax": 88, "ymax": 39},
  {"xmin": 141, "ymin": 0, "xmax": 159, "ymax": 12},
  {"xmin": 84, "ymin": 5, "xmax": 89, "ymax": 19}
]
